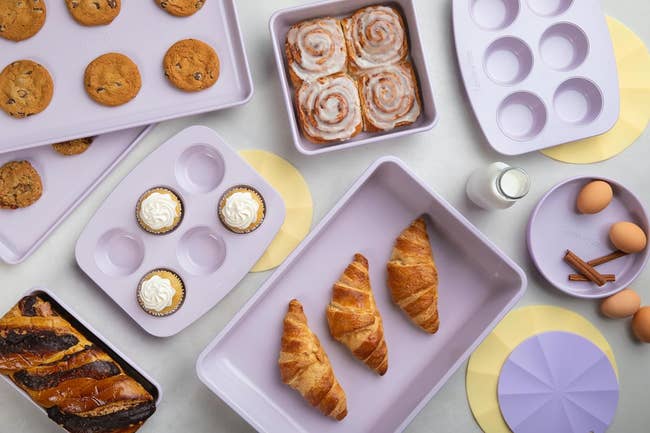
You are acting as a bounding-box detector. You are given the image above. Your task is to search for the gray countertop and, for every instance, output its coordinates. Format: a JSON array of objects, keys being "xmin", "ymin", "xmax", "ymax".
[{"xmin": 1, "ymin": 0, "xmax": 649, "ymax": 432}]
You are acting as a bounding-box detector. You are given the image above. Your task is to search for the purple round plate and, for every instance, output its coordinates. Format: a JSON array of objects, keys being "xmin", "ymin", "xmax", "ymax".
[
  {"xmin": 527, "ymin": 176, "xmax": 649, "ymax": 298},
  {"xmin": 498, "ymin": 331, "xmax": 619, "ymax": 433}
]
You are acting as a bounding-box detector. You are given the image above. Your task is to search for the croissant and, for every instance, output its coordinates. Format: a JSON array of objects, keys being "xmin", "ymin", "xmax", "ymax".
[
  {"xmin": 0, "ymin": 295, "xmax": 156, "ymax": 433},
  {"xmin": 278, "ymin": 299, "xmax": 347, "ymax": 420},
  {"xmin": 387, "ymin": 217, "xmax": 440, "ymax": 333},
  {"xmin": 326, "ymin": 253, "xmax": 388, "ymax": 375}
]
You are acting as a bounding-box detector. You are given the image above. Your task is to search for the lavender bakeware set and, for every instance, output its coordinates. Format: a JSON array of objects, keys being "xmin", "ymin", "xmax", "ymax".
[
  {"xmin": 453, "ymin": 0, "xmax": 620, "ymax": 154},
  {"xmin": 270, "ymin": 0, "xmax": 438, "ymax": 155},
  {"xmin": 0, "ymin": 0, "xmax": 253, "ymax": 153}
]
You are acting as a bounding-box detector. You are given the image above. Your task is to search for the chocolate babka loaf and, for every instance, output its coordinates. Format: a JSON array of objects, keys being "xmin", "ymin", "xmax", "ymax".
[{"xmin": 0, "ymin": 295, "xmax": 156, "ymax": 433}]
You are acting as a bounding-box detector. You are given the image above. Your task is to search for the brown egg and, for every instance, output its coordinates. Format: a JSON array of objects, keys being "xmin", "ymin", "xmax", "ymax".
[
  {"xmin": 609, "ymin": 221, "xmax": 648, "ymax": 253},
  {"xmin": 576, "ymin": 180, "xmax": 613, "ymax": 214},
  {"xmin": 600, "ymin": 288, "xmax": 641, "ymax": 318},
  {"xmin": 632, "ymin": 306, "xmax": 650, "ymax": 343}
]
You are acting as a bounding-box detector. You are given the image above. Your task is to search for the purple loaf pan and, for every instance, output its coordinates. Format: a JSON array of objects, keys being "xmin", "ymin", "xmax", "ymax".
[
  {"xmin": 196, "ymin": 156, "xmax": 526, "ymax": 433},
  {"xmin": 269, "ymin": 0, "xmax": 438, "ymax": 156},
  {"xmin": 527, "ymin": 176, "xmax": 649, "ymax": 299},
  {"xmin": 453, "ymin": 0, "xmax": 619, "ymax": 155},
  {"xmin": 75, "ymin": 126, "xmax": 286, "ymax": 337},
  {"xmin": 0, "ymin": 288, "xmax": 162, "ymax": 431},
  {"xmin": 0, "ymin": 126, "xmax": 151, "ymax": 265},
  {"xmin": 0, "ymin": 0, "xmax": 253, "ymax": 153}
]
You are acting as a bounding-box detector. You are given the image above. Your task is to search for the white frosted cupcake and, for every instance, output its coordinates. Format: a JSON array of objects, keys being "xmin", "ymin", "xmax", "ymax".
[
  {"xmin": 136, "ymin": 269, "xmax": 185, "ymax": 317},
  {"xmin": 218, "ymin": 186, "xmax": 266, "ymax": 234},
  {"xmin": 136, "ymin": 187, "xmax": 183, "ymax": 234}
]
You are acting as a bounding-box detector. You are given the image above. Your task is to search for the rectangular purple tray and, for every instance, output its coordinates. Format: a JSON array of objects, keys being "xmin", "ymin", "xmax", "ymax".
[
  {"xmin": 196, "ymin": 156, "xmax": 526, "ymax": 433},
  {"xmin": 0, "ymin": 126, "xmax": 150, "ymax": 265},
  {"xmin": 269, "ymin": 0, "xmax": 438, "ymax": 155},
  {"xmin": 75, "ymin": 126, "xmax": 286, "ymax": 338},
  {"xmin": 0, "ymin": 288, "xmax": 162, "ymax": 429},
  {"xmin": 0, "ymin": 0, "xmax": 253, "ymax": 153}
]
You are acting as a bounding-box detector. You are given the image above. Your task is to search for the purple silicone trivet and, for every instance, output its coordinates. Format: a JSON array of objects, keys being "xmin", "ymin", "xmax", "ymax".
[{"xmin": 498, "ymin": 331, "xmax": 619, "ymax": 433}]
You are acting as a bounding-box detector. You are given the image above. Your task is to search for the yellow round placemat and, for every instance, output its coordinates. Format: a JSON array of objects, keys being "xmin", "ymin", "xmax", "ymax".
[
  {"xmin": 541, "ymin": 17, "xmax": 650, "ymax": 163},
  {"xmin": 466, "ymin": 305, "xmax": 617, "ymax": 433},
  {"xmin": 240, "ymin": 150, "xmax": 313, "ymax": 272}
]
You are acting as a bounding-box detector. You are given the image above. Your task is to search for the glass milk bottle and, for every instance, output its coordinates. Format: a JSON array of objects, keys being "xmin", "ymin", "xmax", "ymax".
[{"xmin": 466, "ymin": 162, "xmax": 530, "ymax": 210}]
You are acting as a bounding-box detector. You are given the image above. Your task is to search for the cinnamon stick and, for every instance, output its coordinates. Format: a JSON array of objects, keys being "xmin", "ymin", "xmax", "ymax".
[
  {"xmin": 587, "ymin": 250, "xmax": 627, "ymax": 267},
  {"xmin": 564, "ymin": 250, "xmax": 607, "ymax": 286},
  {"xmin": 569, "ymin": 274, "xmax": 616, "ymax": 282}
]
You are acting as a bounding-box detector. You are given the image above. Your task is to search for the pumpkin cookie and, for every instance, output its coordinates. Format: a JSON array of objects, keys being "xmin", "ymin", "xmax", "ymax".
[
  {"xmin": 84, "ymin": 53, "xmax": 141, "ymax": 106},
  {"xmin": 0, "ymin": 60, "xmax": 53, "ymax": 118},
  {"xmin": 52, "ymin": 137, "xmax": 94, "ymax": 155},
  {"xmin": 0, "ymin": 0, "xmax": 46, "ymax": 42},
  {"xmin": 65, "ymin": 0, "xmax": 120, "ymax": 26},
  {"xmin": 155, "ymin": 0, "xmax": 205, "ymax": 17},
  {"xmin": 0, "ymin": 160, "xmax": 43, "ymax": 209},
  {"xmin": 163, "ymin": 39, "xmax": 219, "ymax": 92}
]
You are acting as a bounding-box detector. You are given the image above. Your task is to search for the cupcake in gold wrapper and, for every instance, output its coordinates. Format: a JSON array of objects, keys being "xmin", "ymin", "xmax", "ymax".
[
  {"xmin": 218, "ymin": 186, "xmax": 266, "ymax": 234},
  {"xmin": 137, "ymin": 269, "xmax": 185, "ymax": 317},
  {"xmin": 136, "ymin": 187, "xmax": 183, "ymax": 235}
]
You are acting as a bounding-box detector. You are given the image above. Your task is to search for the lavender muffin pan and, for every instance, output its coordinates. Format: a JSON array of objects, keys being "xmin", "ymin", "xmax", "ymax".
[
  {"xmin": 0, "ymin": 126, "xmax": 150, "ymax": 265},
  {"xmin": 527, "ymin": 176, "xmax": 649, "ymax": 298},
  {"xmin": 453, "ymin": 0, "xmax": 619, "ymax": 155},
  {"xmin": 75, "ymin": 126, "xmax": 285, "ymax": 337},
  {"xmin": 0, "ymin": 0, "xmax": 253, "ymax": 153},
  {"xmin": 269, "ymin": 0, "xmax": 438, "ymax": 155},
  {"xmin": 0, "ymin": 288, "xmax": 162, "ymax": 416},
  {"xmin": 197, "ymin": 156, "xmax": 526, "ymax": 433}
]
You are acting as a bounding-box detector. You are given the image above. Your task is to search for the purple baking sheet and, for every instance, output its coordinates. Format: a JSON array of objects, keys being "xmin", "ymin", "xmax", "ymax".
[
  {"xmin": 0, "ymin": 126, "xmax": 151, "ymax": 265},
  {"xmin": 527, "ymin": 176, "xmax": 649, "ymax": 298},
  {"xmin": 0, "ymin": 288, "xmax": 162, "ymax": 428},
  {"xmin": 75, "ymin": 126, "xmax": 285, "ymax": 337},
  {"xmin": 452, "ymin": 0, "xmax": 619, "ymax": 155},
  {"xmin": 0, "ymin": 0, "xmax": 253, "ymax": 153},
  {"xmin": 196, "ymin": 156, "xmax": 526, "ymax": 433},
  {"xmin": 269, "ymin": 0, "xmax": 438, "ymax": 155}
]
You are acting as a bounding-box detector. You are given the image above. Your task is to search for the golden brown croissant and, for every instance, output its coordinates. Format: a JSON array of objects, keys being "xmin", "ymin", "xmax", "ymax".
[
  {"xmin": 387, "ymin": 217, "xmax": 440, "ymax": 333},
  {"xmin": 0, "ymin": 295, "xmax": 155, "ymax": 433},
  {"xmin": 326, "ymin": 253, "xmax": 388, "ymax": 375},
  {"xmin": 279, "ymin": 299, "xmax": 347, "ymax": 420}
]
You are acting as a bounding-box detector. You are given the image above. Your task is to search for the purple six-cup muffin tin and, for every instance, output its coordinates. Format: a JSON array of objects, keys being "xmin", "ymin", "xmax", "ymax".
[
  {"xmin": 269, "ymin": 0, "xmax": 438, "ymax": 155},
  {"xmin": 453, "ymin": 0, "xmax": 620, "ymax": 154},
  {"xmin": 0, "ymin": 0, "xmax": 253, "ymax": 153},
  {"xmin": 0, "ymin": 126, "xmax": 151, "ymax": 265},
  {"xmin": 75, "ymin": 126, "xmax": 286, "ymax": 337},
  {"xmin": 197, "ymin": 156, "xmax": 526, "ymax": 433},
  {"xmin": 0, "ymin": 288, "xmax": 162, "ymax": 429}
]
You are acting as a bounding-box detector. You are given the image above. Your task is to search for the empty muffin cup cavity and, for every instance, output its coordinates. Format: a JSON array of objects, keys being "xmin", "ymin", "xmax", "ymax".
[
  {"xmin": 527, "ymin": 0, "xmax": 573, "ymax": 17},
  {"xmin": 484, "ymin": 37, "xmax": 533, "ymax": 85},
  {"xmin": 95, "ymin": 229, "xmax": 145, "ymax": 277},
  {"xmin": 553, "ymin": 78, "xmax": 603, "ymax": 124},
  {"xmin": 175, "ymin": 145, "xmax": 225, "ymax": 194},
  {"xmin": 470, "ymin": 0, "xmax": 520, "ymax": 30},
  {"xmin": 177, "ymin": 227, "xmax": 227, "ymax": 276},
  {"xmin": 540, "ymin": 23, "xmax": 589, "ymax": 71},
  {"xmin": 497, "ymin": 92, "xmax": 547, "ymax": 141}
]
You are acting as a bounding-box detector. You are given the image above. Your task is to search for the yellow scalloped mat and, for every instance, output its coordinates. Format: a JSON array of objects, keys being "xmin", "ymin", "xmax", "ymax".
[
  {"xmin": 466, "ymin": 305, "xmax": 617, "ymax": 433},
  {"xmin": 239, "ymin": 150, "xmax": 313, "ymax": 272},
  {"xmin": 541, "ymin": 17, "xmax": 650, "ymax": 163}
]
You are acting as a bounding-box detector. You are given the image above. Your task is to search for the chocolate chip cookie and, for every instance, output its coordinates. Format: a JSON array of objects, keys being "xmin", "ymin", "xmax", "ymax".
[
  {"xmin": 0, "ymin": 0, "xmax": 46, "ymax": 42},
  {"xmin": 0, "ymin": 160, "xmax": 43, "ymax": 209},
  {"xmin": 0, "ymin": 60, "xmax": 53, "ymax": 118},
  {"xmin": 65, "ymin": 0, "xmax": 120, "ymax": 26},
  {"xmin": 155, "ymin": 0, "xmax": 205, "ymax": 17},
  {"xmin": 52, "ymin": 137, "xmax": 94, "ymax": 155},
  {"xmin": 163, "ymin": 39, "xmax": 220, "ymax": 92},
  {"xmin": 84, "ymin": 53, "xmax": 141, "ymax": 106}
]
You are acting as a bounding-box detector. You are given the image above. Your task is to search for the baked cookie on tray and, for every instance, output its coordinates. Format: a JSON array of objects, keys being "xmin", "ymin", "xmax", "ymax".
[
  {"xmin": 0, "ymin": 160, "xmax": 43, "ymax": 209},
  {"xmin": 155, "ymin": 0, "xmax": 205, "ymax": 17},
  {"xmin": 65, "ymin": 0, "xmax": 121, "ymax": 26},
  {"xmin": 0, "ymin": 0, "xmax": 46, "ymax": 42},
  {"xmin": 0, "ymin": 60, "xmax": 53, "ymax": 118},
  {"xmin": 84, "ymin": 52, "xmax": 141, "ymax": 106},
  {"xmin": 163, "ymin": 38, "xmax": 220, "ymax": 92},
  {"xmin": 52, "ymin": 137, "xmax": 94, "ymax": 155}
]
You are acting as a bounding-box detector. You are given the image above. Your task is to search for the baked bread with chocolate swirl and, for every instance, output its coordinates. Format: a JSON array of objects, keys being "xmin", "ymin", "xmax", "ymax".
[{"xmin": 0, "ymin": 295, "xmax": 156, "ymax": 433}]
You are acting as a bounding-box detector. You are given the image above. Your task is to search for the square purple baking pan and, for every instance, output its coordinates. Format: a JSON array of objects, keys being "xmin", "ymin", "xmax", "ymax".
[
  {"xmin": 0, "ymin": 126, "xmax": 151, "ymax": 265},
  {"xmin": 0, "ymin": 0, "xmax": 253, "ymax": 153},
  {"xmin": 196, "ymin": 156, "xmax": 526, "ymax": 433},
  {"xmin": 452, "ymin": 0, "xmax": 619, "ymax": 155},
  {"xmin": 75, "ymin": 126, "xmax": 286, "ymax": 337},
  {"xmin": 0, "ymin": 288, "xmax": 162, "ymax": 431},
  {"xmin": 269, "ymin": 0, "xmax": 438, "ymax": 155}
]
